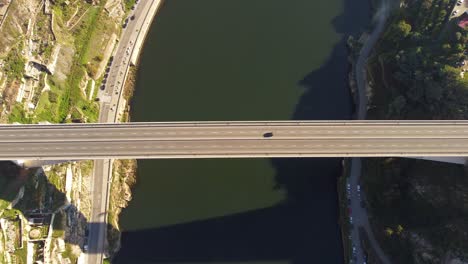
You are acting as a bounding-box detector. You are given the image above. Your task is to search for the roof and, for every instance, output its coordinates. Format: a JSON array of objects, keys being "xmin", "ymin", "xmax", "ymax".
[{"xmin": 458, "ymin": 11, "xmax": 468, "ymax": 28}]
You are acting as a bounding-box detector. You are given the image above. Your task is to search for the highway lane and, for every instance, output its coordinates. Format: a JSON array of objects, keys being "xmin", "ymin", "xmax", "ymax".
[
  {"xmin": 4, "ymin": 137, "xmax": 468, "ymax": 159},
  {"xmin": 4, "ymin": 122, "xmax": 468, "ymax": 142}
]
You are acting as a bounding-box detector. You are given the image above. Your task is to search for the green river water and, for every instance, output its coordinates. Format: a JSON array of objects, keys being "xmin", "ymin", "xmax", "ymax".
[{"xmin": 116, "ymin": 0, "xmax": 370, "ymax": 263}]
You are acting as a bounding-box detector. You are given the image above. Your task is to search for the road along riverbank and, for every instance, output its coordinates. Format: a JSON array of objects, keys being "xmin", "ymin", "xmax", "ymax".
[
  {"xmin": 344, "ymin": 0, "xmax": 392, "ymax": 263},
  {"xmin": 87, "ymin": 0, "xmax": 165, "ymax": 263}
]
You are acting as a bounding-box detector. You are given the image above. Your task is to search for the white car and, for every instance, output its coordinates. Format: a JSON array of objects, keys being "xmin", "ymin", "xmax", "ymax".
[{"xmin": 350, "ymin": 216, "xmax": 353, "ymax": 224}]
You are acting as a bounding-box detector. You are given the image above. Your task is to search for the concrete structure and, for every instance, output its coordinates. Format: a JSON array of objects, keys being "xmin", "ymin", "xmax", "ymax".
[{"xmin": 2, "ymin": 121, "xmax": 468, "ymax": 162}]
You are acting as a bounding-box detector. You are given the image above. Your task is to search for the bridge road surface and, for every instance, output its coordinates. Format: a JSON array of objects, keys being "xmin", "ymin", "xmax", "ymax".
[{"xmin": 4, "ymin": 121, "xmax": 468, "ymax": 159}]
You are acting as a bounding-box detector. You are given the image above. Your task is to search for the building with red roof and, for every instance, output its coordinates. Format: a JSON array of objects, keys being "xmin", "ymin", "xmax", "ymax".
[{"xmin": 458, "ymin": 11, "xmax": 468, "ymax": 28}]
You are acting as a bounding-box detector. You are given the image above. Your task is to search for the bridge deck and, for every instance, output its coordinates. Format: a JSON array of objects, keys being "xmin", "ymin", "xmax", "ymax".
[{"xmin": 3, "ymin": 121, "xmax": 468, "ymax": 160}]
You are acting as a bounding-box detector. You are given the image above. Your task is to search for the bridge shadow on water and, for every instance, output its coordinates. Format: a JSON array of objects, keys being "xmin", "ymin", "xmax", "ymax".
[
  {"xmin": 114, "ymin": 159, "xmax": 343, "ymax": 264},
  {"xmin": 115, "ymin": 0, "xmax": 370, "ymax": 263}
]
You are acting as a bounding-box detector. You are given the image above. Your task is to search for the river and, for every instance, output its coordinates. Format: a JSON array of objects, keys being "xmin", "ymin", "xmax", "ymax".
[{"xmin": 115, "ymin": 0, "xmax": 370, "ymax": 263}]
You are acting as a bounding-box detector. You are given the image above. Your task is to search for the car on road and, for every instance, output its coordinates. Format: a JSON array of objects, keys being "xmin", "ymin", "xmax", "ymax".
[
  {"xmin": 263, "ymin": 132, "xmax": 273, "ymax": 138},
  {"xmin": 122, "ymin": 18, "xmax": 129, "ymax": 28},
  {"xmin": 350, "ymin": 216, "xmax": 353, "ymax": 224}
]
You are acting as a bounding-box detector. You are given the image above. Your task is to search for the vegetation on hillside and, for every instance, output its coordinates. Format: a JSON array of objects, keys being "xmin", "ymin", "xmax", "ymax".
[
  {"xmin": 368, "ymin": 0, "xmax": 467, "ymax": 119},
  {"xmin": 362, "ymin": 0, "xmax": 468, "ymax": 262},
  {"xmin": 3, "ymin": 46, "xmax": 26, "ymax": 80},
  {"xmin": 2, "ymin": 0, "xmax": 122, "ymax": 124}
]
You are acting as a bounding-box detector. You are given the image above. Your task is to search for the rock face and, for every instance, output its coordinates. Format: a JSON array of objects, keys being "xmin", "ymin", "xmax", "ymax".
[{"xmin": 106, "ymin": 159, "xmax": 137, "ymax": 256}]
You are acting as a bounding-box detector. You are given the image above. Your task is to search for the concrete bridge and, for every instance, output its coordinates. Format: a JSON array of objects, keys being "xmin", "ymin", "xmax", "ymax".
[{"xmin": 2, "ymin": 120, "xmax": 468, "ymax": 166}]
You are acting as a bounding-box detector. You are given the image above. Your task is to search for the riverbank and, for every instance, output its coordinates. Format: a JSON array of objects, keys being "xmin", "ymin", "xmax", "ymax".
[
  {"xmin": 102, "ymin": 0, "xmax": 164, "ymax": 259},
  {"xmin": 342, "ymin": 0, "xmax": 392, "ymax": 263}
]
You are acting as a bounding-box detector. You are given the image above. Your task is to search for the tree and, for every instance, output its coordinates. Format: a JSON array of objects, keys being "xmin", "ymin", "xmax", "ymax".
[
  {"xmin": 385, "ymin": 228, "xmax": 394, "ymax": 236},
  {"xmin": 388, "ymin": 95, "xmax": 407, "ymax": 117},
  {"xmin": 438, "ymin": 10, "xmax": 447, "ymax": 23},
  {"xmin": 425, "ymin": 81, "xmax": 443, "ymax": 101},
  {"xmin": 397, "ymin": 225, "xmax": 404, "ymax": 235},
  {"xmin": 396, "ymin": 20, "xmax": 412, "ymax": 38},
  {"xmin": 442, "ymin": 43, "xmax": 451, "ymax": 52},
  {"xmin": 411, "ymin": 32, "xmax": 423, "ymax": 43},
  {"xmin": 454, "ymin": 43, "xmax": 464, "ymax": 53},
  {"xmin": 421, "ymin": 0, "xmax": 433, "ymax": 9}
]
